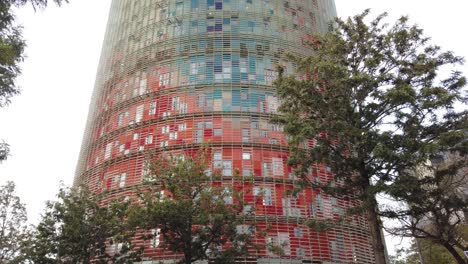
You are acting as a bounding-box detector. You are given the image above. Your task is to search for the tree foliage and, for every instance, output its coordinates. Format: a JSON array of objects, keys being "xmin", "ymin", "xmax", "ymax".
[
  {"xmin": 23, "ymin": 186, "xmax": 141, "ymax": 264},
  {"xmin": 388, "ymin": 153, "xmax": 468, "ymax": 263},
  {"xmin": 391, "ymin": 237, "xmax": 467, "ymax": 264},
  {"xmin": 130, "ymin": 149, "xmax": 251, "ymax": 264},
  {"xmin": 0, "ymin": 0, "xmax": 68, "ymax": 106},
  {"xmin": 411, "ymin": 238, "xmax": 461, "ymax": 264},
  {"xmin": 0, "ymin": 0, "xmax": 68, "ymax": 161},
  {"xmin": 0, "ymin": 141, "xmax": 10, "ymax": 162},
  {"xmin": 275, "ymin": 10, "xmax": 467, "ymax": 264},
  {"xmin": 0, "ymin": 181, "xmax": 28, "ymax": 263}
]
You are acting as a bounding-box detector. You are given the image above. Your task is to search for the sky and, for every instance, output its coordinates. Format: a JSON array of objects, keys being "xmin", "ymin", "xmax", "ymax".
[{"xmin": 0, "ymin": 0, "xmax": 467, "ymax": 255}]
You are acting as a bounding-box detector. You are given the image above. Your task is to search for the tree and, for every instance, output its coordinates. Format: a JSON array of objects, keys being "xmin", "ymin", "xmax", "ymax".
[
  {"xmin": 130, "ymin": 149, "xmax": 251, "ymax": 264},
  {"xmin": 388, "ymin": 152, "xmax": 468, "ymax": 263},
  {"xmin": 274, "ymin": 10, "xmax": 467, "ymax": 264},
  {"xmin": 0, "ymin": 0, "xmax": 69, "ymax": 107},
  {"xmin": 0, "ymin": 181, "xmax": 28, "ymax": 263},
  {"xmin": 413, "ymin": 238, "xmax": 464, "ymax": 264},
  {"xmin": 391, "ymin": 238, "xmax": 464, "ymax": 264},
  {"xmin": 0, "ymin": 0, "xmax": 68, "ymax": 161},
  {"xmin": 0, "ymin": 141, "xmax": 9, "ymax": 163},
  {"xmin": 22, "ymin": 186, "xmax": 141, "ymax": 264}
]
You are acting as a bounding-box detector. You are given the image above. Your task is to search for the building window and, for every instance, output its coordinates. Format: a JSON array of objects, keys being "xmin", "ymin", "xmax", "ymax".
[
  {"xmin": 149, "ymin": 102, "xmax": 157, "ymax": 115},
  {"xmin": 197, "ymin": 94, "xmax": 205, "ymax": 107},
  {"xmin": 139, "ymin": 79, "xmax": 147, "ymax": 95},
  {"xmin": 178, "ymin": 123, "xmax": 187, "ymax": 131},
  {"xmin": 296, "ymin": 248, "xmax": 305, "ymax": 258},
  {"xmin": 213, "ymin": 128, "xmax": 222, "ymax": 136},
  {"xmin": 236, "ymin": 225, "xmax": 254, "ymax": 235},
  {"xmin": 242, "ymin": 153, "xmax": 251, "ymax": 160},
  {"xmin": 310, "ymin": 202, "xmax": 316, "ymax": 218},
  {"xmin": 278, "ymin": 233, "xmax": 291, "ymax": 256},
  {"xmin": 195, "ymin": 129, "xmax": 203, "ymax": 143},
  {"xmin": 135, "ymin": 105, "xmax": 144, "ymax": 123},
  {"xmin": 262, "ymin": 162, "xmax": 270, "ymax": 176},
  {"xmin": 106, "ymin": 242, "xmax": 123, "ymax": 255},
  {"xmin": 145, "ymin": 135, "xmax": 153, "ymax": 145},
  {"xmin": 150, "ymin": 228, "xmax": 161, "ymax": 248},
  {"xmin": 113, "ymin": 173, "xmax": 126, "ymax": 188},
  {"xmin": 104, "ymin": 143, "xmax": 112, "ymax": 160},
  {"xmin": 119, "ymin": 173, "xmax": 126, "ymax": 188},
  {"xmin": 213, "ymin": 152, "xmax": 222, "ymax": 160},
  {"xmin": 266, "ymin": 237, "xmax": 277, "ymax": 256},
  {"xmin": 222, "ymin": 161, "xmax": 232, "ymax": 176},
  {"xmin": 117, "ymin": 112, "xmax": 128, "ymax": 126},
  {"xmin": 171, "ymin": 97, "xmax": 180, "ymax": 110},
  {"xmin": 141, "ymin": 162, "xmax": 150, "ymax": 178},
  {"xmin": 243, "ymin": 205, "xmax": 253, "ymax": 214},
  {"xmin": 282, "ymin": 198, "xmax": 301, "ymax": 217},
  {"xmin": 179, "ymin": 102, "xmax": 188, "ymax": 114},
  {"xmin": 316, "ymin": 194, "xmax": 323, "ymax": 211},
  {"xmin": 223, "ymin": 187, "xmax": 233, "ymax": 204},
  {"xmin": 270, "ymin": 124, "xmax": 283, "ymax": 132},
  {"xmin": 272, "ymin": 157, "xmax": 283, "ymax": 176},
  {"xmin": 294, "ymin": 228, "xmax": 303, "ymax": 238},
  {"xmin": 253, "ymin": 187, "xmax": 272, "ymax": 206},
  {"xmin": 119, "ymin": 144, "xmax": 125, "ymax": 153},
  {"xmin": 159, "ymin": 73, "xmax": 170, "ymax": 86},
  {"xmin": 162, "ymin": 111, "xmax": 171, "ymax": 119}
]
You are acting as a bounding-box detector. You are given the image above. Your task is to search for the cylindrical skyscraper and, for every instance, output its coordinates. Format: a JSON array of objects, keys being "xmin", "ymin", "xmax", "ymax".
[{"xmin": 76, "ymin": 0, "xmax": 375, "ymax": 263}]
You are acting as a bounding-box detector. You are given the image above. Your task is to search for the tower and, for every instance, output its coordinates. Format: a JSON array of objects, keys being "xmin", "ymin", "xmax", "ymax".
[{"xmin": 75, "ymin": 0, "xmax": 375, "ymax": 263}]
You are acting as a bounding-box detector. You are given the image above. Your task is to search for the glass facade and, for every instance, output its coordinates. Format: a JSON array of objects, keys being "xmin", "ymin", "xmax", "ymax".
[{"xmin": 75, "ymin": 0, "xmax": 375, "ymax": 263}]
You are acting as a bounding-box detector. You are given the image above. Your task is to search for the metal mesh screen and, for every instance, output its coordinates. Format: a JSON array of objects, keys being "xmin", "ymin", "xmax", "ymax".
[{"xmin": 75, "ymin": 0, "xmax": 375, "ymax": 263}]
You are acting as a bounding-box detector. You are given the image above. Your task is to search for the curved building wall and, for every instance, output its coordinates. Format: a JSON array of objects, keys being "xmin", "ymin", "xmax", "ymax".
[{"xmin": 75, "ymin": 0, "xmax": 375, "ymax": 263}]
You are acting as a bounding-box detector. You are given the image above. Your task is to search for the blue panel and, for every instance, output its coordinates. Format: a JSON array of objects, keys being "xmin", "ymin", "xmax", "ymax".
[
  {"xmin": 232, "ymin": 90, "xmax": 241, "ymax": 106},
  {"xmin": 213, "ymin": 89, "xmax": 222, "ymax": 99}
]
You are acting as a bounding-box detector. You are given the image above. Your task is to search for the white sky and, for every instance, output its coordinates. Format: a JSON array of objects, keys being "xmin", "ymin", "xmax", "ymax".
[{"xmin": 0, "ymin": 0, "xmax": 467, "ymax": 256}]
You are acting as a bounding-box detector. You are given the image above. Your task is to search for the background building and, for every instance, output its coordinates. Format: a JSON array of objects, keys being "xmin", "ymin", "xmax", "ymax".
[{"xmin": 75, "ymin": 0, "xmax": 375, "ymax": 262}]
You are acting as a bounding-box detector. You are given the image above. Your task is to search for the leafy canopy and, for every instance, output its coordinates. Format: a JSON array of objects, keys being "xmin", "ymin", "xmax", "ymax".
[
  {"xmin": 388, "ymin": 153, "xmax": 468, "ymax": 264},
  {"xmin": 23, "ymin": 186, "xmax": 141, "ymax": 264},
  {"xmin": 0, "ymin": 181, "xmax": 28, "ymax": 264},
  {"xmin": 0, "ymin": 0, "xmax": 68, "ymax": 107},
  {"xmin": 130, "ymin": 149, "xmax": 251, "ymax": 264},
  {"xmin": 275, "ymin": 9, "xmax": 466, "ymax": 264},
  {"xmin": 0, "ymin": 0, "xmax": 68, "ymax": 161}
]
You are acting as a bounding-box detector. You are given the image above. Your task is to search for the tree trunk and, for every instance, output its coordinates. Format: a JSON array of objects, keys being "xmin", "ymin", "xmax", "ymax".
[
  {"xmin": 360, "ymin": 163, "xmax": 387, "ymax": 264},
  {"xmin": 415, "ymin": 238, "xmax": 425, "ymax": 264},
  {"xmin": 443, "ymin": 242, "xmax": 467, "ymax": 264},
  {"xmin": 366, "ymin": 203, "xmax": 387, "ymax": 264},
  {"xmin": 184, "ymin": 215, "xmax": 193, "ymax": 264},
  {"xmin": 184, "ymin": 253, "xmax": 192, "ymax": 264}
]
